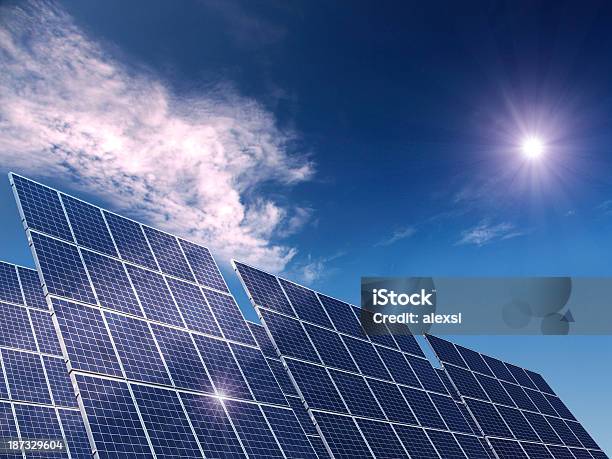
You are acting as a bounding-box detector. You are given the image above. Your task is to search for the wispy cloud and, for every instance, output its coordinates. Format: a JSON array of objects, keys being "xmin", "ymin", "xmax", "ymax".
[
  {"xmin": 457, "ymin": 221, "xmax": 524, "ymax": 246},
  {"xmin": 290, "ymin": 251, "xmax": 346, "ymax": 284},
  {"xmin": 0, "ymin": 1, "xmax": 313, "ymax": 272},
  {"xmin": 375, "ymin": 226, "xmax": 416, "ymax": 247},
  {"xmin": 597, "ymin": 200, "xmax": 612, "ymax": 216}
]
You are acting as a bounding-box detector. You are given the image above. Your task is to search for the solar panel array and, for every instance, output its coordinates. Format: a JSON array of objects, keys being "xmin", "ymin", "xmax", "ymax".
[
  {"xmin": 0, "ymin": 261, "xmax": 91, "ymax": 458},
  {"xmin": 234, "ymin": 261, "xmax": 496, "ymax": 459},
  {"xmin": 426, "ymin": 335, "xmax": 608, "ymax": 459},
  {"xmin": 11, "ymin": 174, "xmax": 318, "ymax": 459}
]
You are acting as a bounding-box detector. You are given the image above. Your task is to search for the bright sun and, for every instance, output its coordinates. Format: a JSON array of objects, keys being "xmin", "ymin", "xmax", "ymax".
[{"xmin": 521, "ymin": 136, "xmax": 545, "ymax": 160}]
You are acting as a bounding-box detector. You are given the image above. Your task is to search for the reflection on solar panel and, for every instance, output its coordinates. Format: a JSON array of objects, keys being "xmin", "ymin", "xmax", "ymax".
[
  {"xmin": 0, "ymin": 261, "xmax": 90, "ymax": 458},
  {"xmin": 11, "ymin": 174, "xmax": 317, "ymax": 458},
  {"xmin": 235, "ymin": 261, "xmax": 491, "ymax": 459},
  {"xmin": 426, "ymin": 335, "xmax": 608, "ymax": 458}
]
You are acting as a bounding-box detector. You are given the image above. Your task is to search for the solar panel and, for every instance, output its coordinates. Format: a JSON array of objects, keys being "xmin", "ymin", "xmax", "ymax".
[
  {"xmin": 0, "ymin": 261, "xmax": 90, "ymax": 458},
  {"xmin": 426, "ymin": 335, "xmax": 608, "ymax": 458},
  {"xmin": 11, "ymin": 174, "xmax": 317, "ymax": 458},
  {"xmin": 235, "ymin": 261, "xmax": 491, "ymax": 458}
]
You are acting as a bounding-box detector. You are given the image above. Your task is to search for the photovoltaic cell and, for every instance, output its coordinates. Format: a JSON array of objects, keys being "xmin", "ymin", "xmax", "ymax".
[
  {"xmin": 400, "ymin": 386, "xmax": 447, "ymax": 429},
  {"xmin": 14, "ymin": 404, "xmax": 68, "ymax": 459},
  {"xmin": 259, "ymin": 309, "xmax": 319, "ymax": 362},
  {"xmin": 29, "ymin": 309, "xmax": 63, "ymax": 355},
  {"xmin": 405, "ymin": 354, "xmax": 448, "ymax": 394},
  {"xmin": 266, "ymin": 358, "xmax": 298, "ymax": 397},
  {"xmin": 377, "ymin": 346, "xmax": 421, "ymax": 388},
  {"xmin": 223, "ymin": 400, "xmax": 284, "ymax": 459},
  {"xmin": 248, "ymin": 322, "xmax": 277, "ymax": 359},
  {"xmin": 328, "ymin": 370, "xmax": 384, "ymax": 419},
  {"xmin": 367, "ymin": 378, "xmax": 417, "ymax": 424},
  {"xmin": 427, "ymin": 428, "xmax": 467, "ymax": 458},
  {"xmin": 260, "ymin": 406, "xmax": 317, "ymax": 458},
  {"xmin": 313, "ymin": 412, "xmax": 373, "ymax": 459},
  {"xmin": 522, "ymin": 442, "xmax": 555, "ymax": 459},
  {"xmin": 13, "ymin": 174, "xmax": 316, "ymax": 458},
  {"xmin": 179, "ymin": 393, "xmax": 246, "ymax": 458},
  {"xmin": 18, "ymin": 266, "xmax": 47, "ymax": 310},
  {"xmin": 0, "ymin": 261, "xmax": 22, "ymax": 304},
  {"xmin": 427, "ymin": 334, "xmax": 467, "ymax": 368},
  {"xmin": 426, "ymin": 335, "xmax": 607, "ymax": 458},
  {"xmin": 233, "ymin": 261, "xmax": 294, "ymax": 316},
  {"xmin": 43, "ymin": 356, "xmax": 77, "ymax": 407},
  {"xmin": 60, "ymin": 409, "xmax": 93, "ymax": 458},
  {"xmin": 354, "ymin": 419, "xmax": 407, "ymax": 458},
  {"xmin": 0, "ymin": 301, "xmax": 37, "ymax": 351},
  {"xmin": 429, "ymin": 392, "xmax": 473, "ymax": 434},
  {"xmin": 304, "ymin": 323, "xmax": 357, "ymax": 372},
  {"xmin": 142, "ymin": 226, "xmax": 195, "ymax": 282},
  {"xmin": 340, "ymin": 336, "xmax": 390, "ymax": 380},
  {"xmin": 103, "ymin": 211, "xmax": 158, "ymax": 270},
  {"xmin": 178, "ymin": 239, "xmax": 228, "ymax": 293},
  {"xmin": 284, "ymin": 360, "xmax": 346, "ymax": 413},
  {"xmin": 278, "ymin": 278, "xmax": 332, "ymax": 328},
  {"xmin": 393, "ymin": 425, "xmax": 439, "ymax": 459},
  {"xmin": 131, "ymin": 384, "xmax": 203, "ymax": 458},
  {"xmin": 2, "ymin": 349, "xmax": 51, "ymax": 405},
  {"xmin": 316, "ymin": 294, "xmax": 366, "ymax": 338},
  {"xmin": 489, "ymin": 438, "xmax": 528, "ymax": 458},
  {"xmin": 61, "ymin": 195, "xmax": 117, "ymax": 257},
  {"xmin": 455, "ymin": 433, "xmax": 492, "ymax": 459}
]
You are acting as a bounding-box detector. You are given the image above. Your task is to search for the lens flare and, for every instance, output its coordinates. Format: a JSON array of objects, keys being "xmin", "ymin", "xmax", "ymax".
[{"xmin": 521, "ymin": 136, "xmax": 545, "ymax": 159}]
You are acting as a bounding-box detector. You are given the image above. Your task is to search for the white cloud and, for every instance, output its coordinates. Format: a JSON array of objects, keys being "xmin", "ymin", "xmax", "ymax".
[
  {"xmin": 290, "ymin": 251, "xmax": 345, "ymax": 284},
  {"xmin": 457, "ymin": 221, "xmax": 524, "ymax": 246},
  {"xmin": 375, "ymin": 226, "xmax": 416, "ymax": 247},
  {"xmin": 0, "ymin": 1, "xmax": 314, "ymax": 272}
]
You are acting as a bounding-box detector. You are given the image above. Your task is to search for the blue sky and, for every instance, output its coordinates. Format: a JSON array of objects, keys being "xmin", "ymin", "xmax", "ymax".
[{"xmin": 1, "ymin": 0, "xmax": 611, "ymax": 451}]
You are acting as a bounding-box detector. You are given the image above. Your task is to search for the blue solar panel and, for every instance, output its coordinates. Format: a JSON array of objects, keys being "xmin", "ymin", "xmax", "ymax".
[
  {"xmin": 400, "ymin": 386, "xmax": 447, "ymax": 429},
  {"xmin": 304, "ymin": 323, "xmax": 357, "ymax": 372},
  {"xmin": 405, "ymin": 354, "xmax": 448, "ymax": 394},
  {"xmin": 142, "ymin": 226, "xmax": 195, "ymax": 282},
  {"xmin": 502, "ymin": 380, "xmax": 539, "ymax": 411},
  {"xmin": 61, "ymin": 195, "xmax": 117, "ymax": 256},
  {"xmin": 52, "ymin": 298, "xmax": 123, "ymax": 376},
  {"xmin": 43, "ymin": 356, "xmax": 77, "ymax": 407},
  {"xmin": 223, "ymin": 400, "xmax": 284, "ymax": 459},
  {"xmin": 104, "ymin": 211, "xmax": 158, "ymax": 270},
  {"xmin": 376, "ymin": 346, "xmax": 421, "ymax": 388},
  {"xmin": 354, "ymin": 419, "xmax": 407, "ymax": 458},
  {"xmin": 14, "ymin": 404, "xmax": 68, "ymax": 459},
  {"xmin": 525, "ymin": 369, "xmax": 556, "ymax": 395},
  {"xmin": 247, "ymin": 322, "xmax": 277, "ymax": 358},
  {"xmin": 284, "ymin": 360, "xmax": 346, "ymax": 413},
  {"xmin": 495, "ymin": 404, "xmax": 540, "ymax": 441},
  {"xmin": 285, "ymin": 396, "xmax": 317, "ymax": 435},
  {"xmin": 427, "ymin": 429, "xmax": 467, "ymax": 458},
  {"xmin": 131, "ymin": 384, "xmax": 203, "ymax": 458},
  {"xmin": 278, "ymin": 278, "xmax": 332, "ymax": 328},
  {"xmin": 393, "ymin": 425, "xmax": 439, "ymax": 459},
  {"xmin": 178, "ymin": 239, "xmax": 228, "ymax": 293},
  {"xmin": 545, "ymin": 393, "xmax": 577, "ymax": 420},
  {"xmin": 266, "ymin": 358, "xmax": 298, "ymax": 397},
  {"xmin": 127, "ymin": 265, "xmax": 185, "ymax": 327},
  {"xmin": 522, "ymin": 442, "xmax": 555, "ymax": 458},
  {"xmin": 81, "ymin": 249, "xmax": 143, "ymax": 316},
  {"xmin": 29, "ymin": 309, "xmax": 63, "ymax": 355},
  {"xmin": 234, "ymin": 261, "xmax": 294, "ymax": 316},
  {"xmin": 570, "ymin": 447, "xmax": 596, "ymax": 459},
  {"xmin": 59, "ymin": 409, "xmax": 92, "ymax": 458},
  {"xmin": 0, "ymin": 261, "xmax": 22, "ymax": 304},
  {"xmin": 204, "ymin": 290, "xmax": 256, "ymax": 346},
  {"xmin": 18, "ymin": 266, "xmax": 47, "ymax": 310},
  {"xmin": 259, "ymin": 309, "xmax": 319, "ymax": 362},
  {"xmin": 489, "ymin": 438, "xmax": 528, "ymax": 458},
  {"xmin": 192, "ymin": 335, "xmax": 252, "ymax": 400},
  {"xmin": 316, "ymin": 293, "xmax": 366, "ymax": 338},
  {"xmin": 455, "ymin": 433, "xmax": 493, "ymax": 458},
  {"xmin": 525, "ymin": 387, "xmax": 558, "ymax": 416},
  {"xmin": 367, "ymin": 378, "xmax": 417, "ymax": 424},
  {"xmin": 105, "ymin": 312, "xmax": 172, "ymax": 385},
  {"xmin": 548, "ymin": 444, "xmax": 578, "ymax": 458},
  {"xmin": 11, "ymin": 174, "xmax": 73, "ymax": 241},
  {"xmin": 0, "ymin": 402, "xmax": 18, "ymax": 439},
  {"xmin": 2, "ymin": 349, "xmax": 51, "ymax": 404},
  {"xmin": 567, "ymin": 420, "xmax": 600, "ymax": 449},
  {"xmin": 475, "ymin": 373, "xmax": 515, "ymax": 406},
  {"xmin": 76, "ymin": 374, "xmax": 152, "ymax": 458},
  {"xmin": 456, "ymin": 345, "xmax": 494, "ymax": 377},
  {"xmin": 179, "ymin": 393, "xmax": 246, "ymax": 458},
  {"xmin": 444, "ymin": 364, "xmax": 489, "ymax": 400},
  {"xmin": 481, "ymin": 354, "xmax": 517, "ymax": 383},
  {"xmin": 31, "ymin": 232, "xmax": 97, "ymax": 304},
  {"xmin": 523, "ymin": 410, "xmax": 563, "ymax": 444},
  {"xmin": 230, "ymin": 344, "xmax": 287, "ymax": 405},
  {"xmin": 167, "ymin": 278, "xmax": 221, "ymax": 336},
  {"xmin": 545, "ymin": 415, "xmax": 583, "ymax": 447},
  {"xmin": 340, "ymin": 337, "xmax": 391, "ymax": 380},
  {"xmin": 0, "ymin": 301, "xmax": 37, "ymax": 351},
  {"xmin": 313, "ymin": 412, "xmax": 373, "ymax": 459},
  {"xmin": 505, "ymin": 362, "xmax": 539, "ymax": 390},
  {"xmin": 261, "ymin": 406, "xmax": 317, "ymax": 458},
  {"xmin": 392, "ymin": 331, "xmax": 425, "ymax": 357},
  {"xmin": 429, "ymin": 392, "xmax": 473, "ymax": 434},
  {"xmin": 356, "ymin": 308, "xmax": 399, "ymax": 350},
  {"xmin": 151, "ymin": 324, "xmax": 213, "ymax": 393},
  {"xmin": 465, "ymin": 399, "xmax": 513, "ymax": 438},
  {"xmin": 328, "ymin": 370, "xmax": 384, "ymax": 419}
]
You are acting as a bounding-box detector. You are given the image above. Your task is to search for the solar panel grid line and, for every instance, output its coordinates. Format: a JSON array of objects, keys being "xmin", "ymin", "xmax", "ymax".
[
  {"xmin": 235, "ymin": 261, "xmax": 512, "ymax": 459},
  {"xmin": 425, "ymin": 336, "xmax": 608, "ymax": 458},
  {"xmin": 0, "ymin": 263, "xmax": 91, "ymax": 459}
]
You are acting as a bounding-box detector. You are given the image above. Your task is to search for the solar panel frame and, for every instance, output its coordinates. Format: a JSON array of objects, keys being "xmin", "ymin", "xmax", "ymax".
[{"xmin": 11, "ymin": 174, "xmax": 317, "ymax": 459}]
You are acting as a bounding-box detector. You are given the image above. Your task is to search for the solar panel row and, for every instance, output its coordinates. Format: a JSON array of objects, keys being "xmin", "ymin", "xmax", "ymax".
[
  {"xmin": 0, "ymin": 261, "xmax": 91, "ymax": 458},
  {"xmin": 11, "ymin": 174, "xmax": 318, "ymax": 458},
  {"xmin": 234, "ymin": 261, "xmax": 496, "ymax": 459},
  {"xmin": 426, "ymin": 335, "xmax": 607, "ymax": 459}
]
